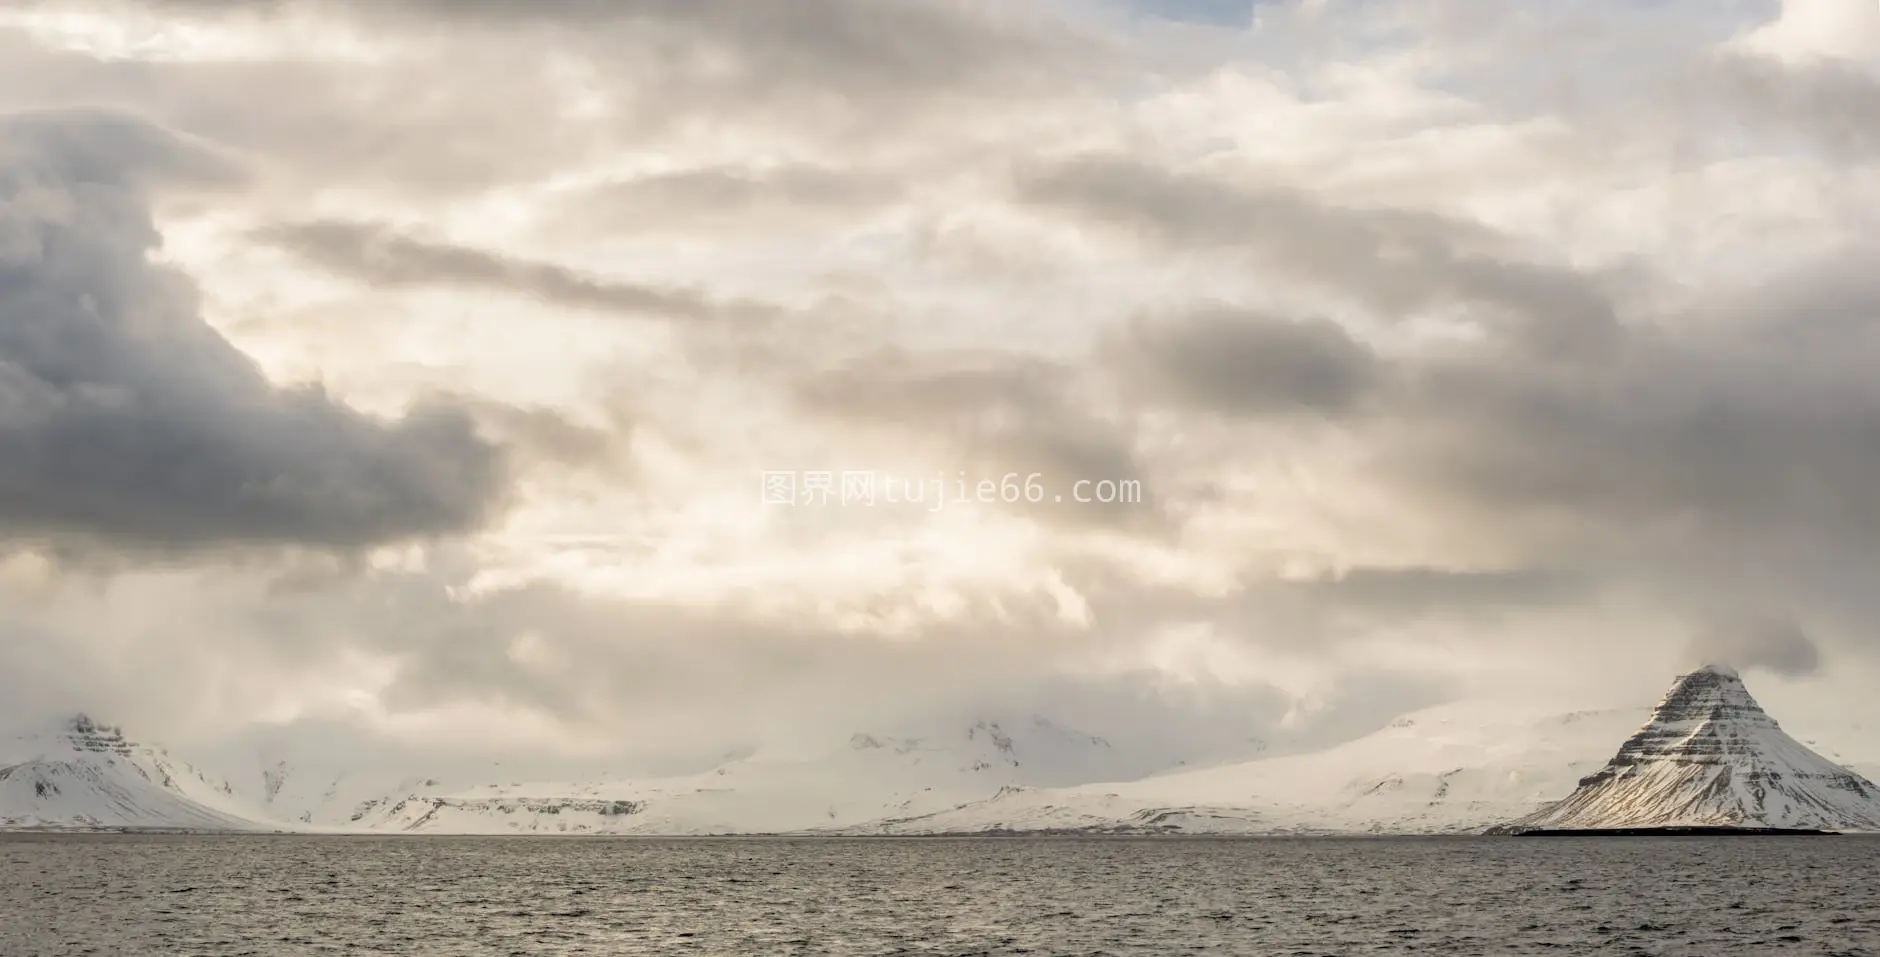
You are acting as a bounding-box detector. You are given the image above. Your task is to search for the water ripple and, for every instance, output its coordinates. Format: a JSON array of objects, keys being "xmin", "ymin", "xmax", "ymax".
[{"xmin": 3, "ymin": 834, "xmax": 1879, "ymax": 955}]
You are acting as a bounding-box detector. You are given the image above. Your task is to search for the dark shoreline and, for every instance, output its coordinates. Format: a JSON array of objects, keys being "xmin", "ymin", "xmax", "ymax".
[{"xmin": 1507, "ymin": 826, "xmax": 1838, "ymax": 837}]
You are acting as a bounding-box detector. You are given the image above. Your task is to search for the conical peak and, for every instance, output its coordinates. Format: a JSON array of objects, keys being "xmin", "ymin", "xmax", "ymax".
[
  {"xmin": 1599, "ymin": 665, "xmax": 1779, "ymax": 769},
  {"xmin": 1503, "ymin": 664, "xmax": 1880, "ymax": 832},
  {"xmin": 1653, "ymin": 665, "xmax": 1768, "ymax": 725}
]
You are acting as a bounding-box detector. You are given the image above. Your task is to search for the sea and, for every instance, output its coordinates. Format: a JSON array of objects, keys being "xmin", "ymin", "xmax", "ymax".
[{"xmin": 4, "ymin": 833, "xmax": 1878, "ymax": 956}]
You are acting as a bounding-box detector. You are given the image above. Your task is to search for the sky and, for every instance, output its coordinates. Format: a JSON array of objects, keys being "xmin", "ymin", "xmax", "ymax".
[{"xmin": 2, "ymin": 0, "xmax": 1880, "ymax": 770}]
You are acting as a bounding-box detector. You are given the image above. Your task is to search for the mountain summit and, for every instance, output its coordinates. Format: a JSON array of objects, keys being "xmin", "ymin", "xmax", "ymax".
[
  {"xmin": 1493, "ymin": 665, "xmax": 1880, "ymax": 833},
  {"xmin": 0, "ymin": 715, "xmax": 261, "ymax": 830}
]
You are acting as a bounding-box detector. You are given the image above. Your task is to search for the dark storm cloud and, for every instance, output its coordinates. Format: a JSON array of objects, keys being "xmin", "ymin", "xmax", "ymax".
[
  {"xmin": 260, "ymin": 220, "xmax": 774, "ymax": 322},
  {"xmin": 1111, "ymin": 306, "xmax": 1383, "ymax": 416},
  {"xmin": 1018, "ymin": 156, "xmax": 1624, "ymax": 359},
  {"xmin": 0, "ymin": 110, "xmax": 507, "ymax": 550},
  {"xmin": 1020, "ymin": 151, "xmax": 1880, "ymax": 564},
  {"xmin": 1388, "ymin": 295, "xmax": 1880, "ymax": 554}
]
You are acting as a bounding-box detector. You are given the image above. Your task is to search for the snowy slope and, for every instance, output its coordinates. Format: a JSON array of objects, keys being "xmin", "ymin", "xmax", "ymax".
[
  {"xmin": 841, "ymin": 673, "xmax": 1880, "ymax": 836},
  {"xmin": 1493, "ymin": 665, "xmax": 1880, "ymax": 832},
  {"xmin": 347, "ymin": 715, "xmax": 1151, "ymax": 835},
  {"xmin": 245, "ymin": 760, "xmax": 453, "ymax": 829},
  {"xmin": 327, "ymin": 701, "xmax": 1675, "ymax": 836},
  {"xmin": 838, "ymin": 700, "xmax": 1650, "ymax": 835},
  {"xmin": 0, "ymin": 716, "xmax": 267, "ymax": 830}
]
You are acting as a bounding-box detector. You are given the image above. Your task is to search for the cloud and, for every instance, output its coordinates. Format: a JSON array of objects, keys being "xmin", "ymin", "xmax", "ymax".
[
  {"xmin": 0, "ymin": 29, "xmax": 591, "ymax": 198},
  {"xmin": 1713, "ymin": 54, "xmax": 1880, "ymax": 160},
  {"xmin": 1286, "ymin": 566, "xmax": 1593, "ymax": 614},
  {"xmin": 550, "ymin": 164, "xmax": 905, "ymax": 238},
  {"xmin": 260, "ymin": 219, "xmax": 774, "ymax": 322},
  {"xmin": 1686, "ymin": 614, "xmax": 1823, "ymax": 678},
  {"xmin": 133, "ymin": 0, "xmax": 1098, "ymax": 115},
  {"xmin": 794, "ymin": 349, "xmax": 1161, "ymax": 530},
  {"xmin": 7, "ymin": 0, "xmax": 1880, "ymax": 769},
  {"xmin": 1, "ymin": 0, "xmax": 1102, "ymax": 211},
  {"xmin": 1734, "ymin": 0, "xmax": 1880, "ymax": 63},
  {"xmin": 0, "ymin": 110, "xmax": 508, "ymax": 551},
  {"xmin": 447, "ymin": 396, "xmax": 633, "ymax": 475},
  {"xmin": 1126, "ymin": 0, "xmax": 1257, "ymax": 27},
  {"xmin": 1111, "ymin": 305, "xmax": 1382, "ymax": 416},
  {"xmin": 1018, "ymin": 156, "xmax": 1625, "ymax": 359},
  {"xmin": 1379, "ymin": 261, "xmax": 1880, "ymax": 559}
]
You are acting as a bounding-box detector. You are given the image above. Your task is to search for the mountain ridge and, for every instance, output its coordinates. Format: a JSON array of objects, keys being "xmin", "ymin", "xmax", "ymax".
[{"xmin": 9, "ymin": 677, "xmax": 1879, "ymax": 835}]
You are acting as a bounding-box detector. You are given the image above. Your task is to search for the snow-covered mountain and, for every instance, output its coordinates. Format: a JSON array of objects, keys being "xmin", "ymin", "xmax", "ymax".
[
  {"xmin": 833, "ymin": 671, "xmax": 1880, "ymax": 836},
  {"xmin": 0, "ymin": 716, "xmax": 267, "ymax": 830},
  {"xmin": 193, "ymin": 725, "xmax": 541, "ymax": 829},
  {"xmin": 344, "ymin": 715, "xmax": 1153, "ymax": 835},
  {"xmin": 1491, "ymin": 665, "xmax": 1880, "ymax": 833},
  {"xmin": 11, "ymin": 675, "xmax": 1875, "ymax": 836},
  {"xmin": 244, "ymin": 758, "xmax": 450, "ymax": 829},
  {"xmin": 833, "ymin": 699, "xmax": 1651, "ymax": 835}
]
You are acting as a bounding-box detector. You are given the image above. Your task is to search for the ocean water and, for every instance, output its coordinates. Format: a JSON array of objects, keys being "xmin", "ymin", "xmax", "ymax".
[{"xmin": 4, "ymin": 834, "xmax": 1878, "ymax": 956}]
